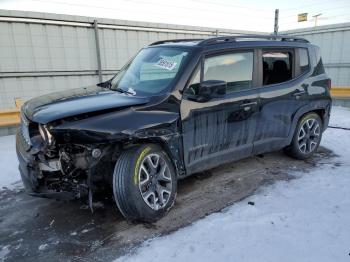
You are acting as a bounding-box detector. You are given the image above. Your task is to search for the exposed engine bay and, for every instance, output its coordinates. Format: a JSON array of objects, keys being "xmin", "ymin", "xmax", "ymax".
[{"xmin": 17, "ymin": 119, "xmax": 118, "ymax": 210}]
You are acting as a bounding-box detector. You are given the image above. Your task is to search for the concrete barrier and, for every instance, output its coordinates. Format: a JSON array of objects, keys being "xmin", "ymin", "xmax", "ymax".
[{"xmin": 0, "ymin": 99, "xmax": 23, "ymax": 127}]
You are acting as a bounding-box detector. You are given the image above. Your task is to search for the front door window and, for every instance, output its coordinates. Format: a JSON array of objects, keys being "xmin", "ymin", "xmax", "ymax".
[{"xmin": 204, "ymin": 52, "xmax": 253, "ymax": 93}]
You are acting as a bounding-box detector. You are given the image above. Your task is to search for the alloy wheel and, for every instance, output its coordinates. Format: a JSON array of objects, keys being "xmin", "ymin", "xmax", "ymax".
[
  {"xmin": 298, "ymin": 118, "xmax": 321, "ymax": 154},
  {"xmin": 138, "ymin": 153, "xmax": 172, "ymax": 210}
]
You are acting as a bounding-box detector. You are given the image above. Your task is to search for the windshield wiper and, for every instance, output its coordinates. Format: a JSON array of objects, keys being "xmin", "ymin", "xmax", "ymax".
[
  {"xmin": 99, "ymin": 81, "xmax": 133, "ymax": 95},
  {"xmin": 114, "ymin": 87, "xmax": 135, "ymax": 95}
]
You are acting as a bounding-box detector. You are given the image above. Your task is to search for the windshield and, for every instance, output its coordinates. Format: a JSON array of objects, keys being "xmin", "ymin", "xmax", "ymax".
[{"xmin": 111, "ymin": 47, "xmax": 189, "ymax": 96}]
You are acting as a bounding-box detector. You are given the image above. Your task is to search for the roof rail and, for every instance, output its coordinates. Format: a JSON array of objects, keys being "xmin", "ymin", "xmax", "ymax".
[
  {"xmin": 149, "ymin": 38, "xmax": 204, "ymax": 46},
  {"xmin": 198, "ymin": 34, "xmax": 309, "ymax": 46}
]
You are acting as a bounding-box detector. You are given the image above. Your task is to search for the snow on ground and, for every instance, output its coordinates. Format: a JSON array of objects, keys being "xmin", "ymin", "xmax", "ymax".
[
  {"xmin": 116, "ymin": 106, "xmax": 350, "ymax": 262},
  {"xmin": 0, "ymin": 135, "xmax": 21, "ymax": 190},
  {"xmin": 329, "ymin": 106, "xmax": 350, "ymax": 129}
]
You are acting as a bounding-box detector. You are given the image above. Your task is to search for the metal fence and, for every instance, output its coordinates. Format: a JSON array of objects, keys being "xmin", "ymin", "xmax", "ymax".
[
  {"xmin": 0, "ymin": 10, "xmax": 258, "ymax": 109},
  {"xmin": 283, "ymin": 22, "xmax": 350, "ymax": 88}
]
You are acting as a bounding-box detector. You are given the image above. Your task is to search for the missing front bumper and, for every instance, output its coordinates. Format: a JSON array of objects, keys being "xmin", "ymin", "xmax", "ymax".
[{"xmin": 17, "ymin": 144, "xmax": 88, "ymax": 200}]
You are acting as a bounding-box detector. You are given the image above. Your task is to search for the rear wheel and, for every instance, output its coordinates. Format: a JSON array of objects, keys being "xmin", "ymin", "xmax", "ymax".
[
  {"xmin": 113, "ymin": 144, "xmax": 177, "ymax": 223},
  {"xmin": 285, "ymin": 113, "xmax": 323, "ymax": 160}
]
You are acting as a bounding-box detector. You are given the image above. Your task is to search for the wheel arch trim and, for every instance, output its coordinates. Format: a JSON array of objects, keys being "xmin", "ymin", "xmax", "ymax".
[{"xmin": 287, "ymin": 100, "xmax": 331, "ymax": 145}]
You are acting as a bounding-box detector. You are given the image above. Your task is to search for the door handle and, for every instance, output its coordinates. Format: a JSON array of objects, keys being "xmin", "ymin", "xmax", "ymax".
[
  {"xmin": 240, "ymin": 101, "xmax": 258, "ymax": 111},
  {"xmin": 240, "ymin": 101, "xmax": 258, "ymax": 107},
  {"xmin": 293, "ymin": 90, "xmax": 306, "ymax": 97}
]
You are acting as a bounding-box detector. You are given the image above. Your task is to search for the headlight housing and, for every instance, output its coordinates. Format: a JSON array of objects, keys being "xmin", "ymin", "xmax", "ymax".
[
  {"xmin": 20, "ymin": 112, "xmax": 31, "ymax": 146},
  {"xmin": 39, "ymin": 124, "xmax": 53, "ymax": 144}
]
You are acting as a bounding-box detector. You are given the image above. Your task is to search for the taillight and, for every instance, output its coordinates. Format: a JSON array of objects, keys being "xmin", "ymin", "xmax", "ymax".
[{"xmin": 327, "ymin": 79, "xmax": 331, "ymax": 89}]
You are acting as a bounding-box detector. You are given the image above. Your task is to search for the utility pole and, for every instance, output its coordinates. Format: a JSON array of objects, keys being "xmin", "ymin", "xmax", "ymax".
[
  {"xmin": 274, "ymin": 9, "xmax": 279, "ymax": 36},
  {"xmin": 93, "ymin": 20, "xmax": 102, "ymax": 83},
  {"xmin": 313, "ymin": 13, "xmax": 322, "ymax": 27}
]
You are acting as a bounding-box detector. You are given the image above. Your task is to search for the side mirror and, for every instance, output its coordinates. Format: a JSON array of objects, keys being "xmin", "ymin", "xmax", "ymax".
[{"xmin": 193, "ymin": 80, "xmax": 226, "ymax": 102}]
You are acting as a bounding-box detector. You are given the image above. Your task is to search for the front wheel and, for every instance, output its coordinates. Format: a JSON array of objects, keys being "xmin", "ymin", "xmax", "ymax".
[
  {"xmin": 113, "ymin": 144, "xmax": 177, "ymax": 223},
  {"xmin": 285, "ymin": 112, "xmax": 323, "ymax": 160}
]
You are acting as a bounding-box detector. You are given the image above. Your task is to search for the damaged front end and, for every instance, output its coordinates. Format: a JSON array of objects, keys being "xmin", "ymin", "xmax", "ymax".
[{"xmin": 16, "ymin": 113, "xmax": 116, "ymax": 202}]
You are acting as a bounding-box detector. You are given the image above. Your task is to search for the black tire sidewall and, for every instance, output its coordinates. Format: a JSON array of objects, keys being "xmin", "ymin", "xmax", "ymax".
[{"xmin": 113, "ymin": 144, "xmax": 177, "ymax": 222}]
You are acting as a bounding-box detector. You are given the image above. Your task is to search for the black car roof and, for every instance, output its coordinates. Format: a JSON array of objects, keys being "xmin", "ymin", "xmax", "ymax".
[{"xmin": 148, "ymin": 34, "xmax": 312, "ymax": 50}]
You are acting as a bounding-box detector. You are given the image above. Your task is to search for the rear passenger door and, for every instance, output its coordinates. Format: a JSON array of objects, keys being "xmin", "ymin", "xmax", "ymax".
[
  {"xmin": 181, "ymin": 49, "xmax": 260, "ymax": 174},
  {"xmin": 253, "ymin": 47, "xmax": 310, "ymax": 154}
]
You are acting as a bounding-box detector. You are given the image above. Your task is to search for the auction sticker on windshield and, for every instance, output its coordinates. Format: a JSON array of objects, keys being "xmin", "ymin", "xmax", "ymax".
[{"xmin": 155, "ymin": 58, "xmax": 177, "ymax": 71}]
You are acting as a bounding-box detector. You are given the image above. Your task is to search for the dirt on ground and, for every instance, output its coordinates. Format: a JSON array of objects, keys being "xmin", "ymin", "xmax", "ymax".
[{"xmin": 0, "ymin": 147, "xmax": 337, "ymax": 262}]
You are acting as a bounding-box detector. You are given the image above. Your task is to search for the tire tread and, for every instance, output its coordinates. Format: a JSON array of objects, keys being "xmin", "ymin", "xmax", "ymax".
[
  {"xmin": 113, "ymin": 148, "xmax": 138, "ymax": 220},
  {"xmin": 113, "ymin": 144, "xmax": 177, "ymax": 223}
]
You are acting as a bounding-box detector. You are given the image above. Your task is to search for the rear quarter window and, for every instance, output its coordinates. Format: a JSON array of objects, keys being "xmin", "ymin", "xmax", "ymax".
[
  {"xmin": 299, "ymin": 48, "xmax": 310, "ymax": 75},
  {"xmin": 312, "ymin": 46, "xmax": 325, "ymax": 76}
]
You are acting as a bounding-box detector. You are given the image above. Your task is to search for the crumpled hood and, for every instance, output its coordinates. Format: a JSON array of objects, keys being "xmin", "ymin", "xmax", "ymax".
[{"xmin": 23, "ymin": 85, "xmax": 149, "ymax": 124}]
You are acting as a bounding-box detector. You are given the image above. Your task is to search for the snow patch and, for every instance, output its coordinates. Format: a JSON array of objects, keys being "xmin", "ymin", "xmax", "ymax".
[
  {"xmin": 329, "ymin": 106, "xmax": 350, "ymax": 129},
  {"xmin": 81, "ymin": 228, "xmax": 93, "ymax": 234},
  {"xmin": 9, "ymin": 230, "xmax": 25, "ymax": 237},
  {"xmin": 0, "ymin": 135, "xmax": 22, "ymax": 190},
  {"xmin": 0, "ymin": 245, "xmax": 10, "ymax": 262},
  {"xmin": 38, "ymin": 244, "xmax": 48, "ymax": 251}
]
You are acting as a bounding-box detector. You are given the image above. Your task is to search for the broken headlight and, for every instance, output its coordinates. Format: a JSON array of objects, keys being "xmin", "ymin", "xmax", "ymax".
[
  {"xmin": 39, "ymin": 124, "xmax": 53, "ymax": 144},
  {"xmin": 20, "ymin": 112, "xmax": 31, "ymax": 146}
]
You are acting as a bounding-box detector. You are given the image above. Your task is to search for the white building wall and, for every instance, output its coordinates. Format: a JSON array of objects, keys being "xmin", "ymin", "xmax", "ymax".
[
  {"xmin": 284, "ymin": 23, "xmax": 350, "ymax": 87},
  {"xmin": 0, "ymin": 10, "xmax": 257, "ymax": 109}
]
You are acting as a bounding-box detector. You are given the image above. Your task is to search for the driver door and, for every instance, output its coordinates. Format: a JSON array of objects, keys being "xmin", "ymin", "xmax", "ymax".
[{"xmin": 180, "ymin": 50, "xmax": 260, "ymax": 175}]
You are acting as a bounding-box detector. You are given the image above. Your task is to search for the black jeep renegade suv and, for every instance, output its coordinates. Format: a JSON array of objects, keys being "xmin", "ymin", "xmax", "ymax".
[{"xmin": 16, "ymin": 35, "xmax": 331, "ymax": 222}]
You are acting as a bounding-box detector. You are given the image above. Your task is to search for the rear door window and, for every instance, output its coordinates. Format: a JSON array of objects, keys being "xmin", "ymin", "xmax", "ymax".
[{"xmin": 262, "ymin": 51, "xmax": 293, "ymax": 85}]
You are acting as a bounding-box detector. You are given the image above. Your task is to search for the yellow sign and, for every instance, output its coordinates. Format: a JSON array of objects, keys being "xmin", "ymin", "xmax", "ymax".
[{"xmin": 298, "ymin": 13, "xmax": 308, "ymax": 22}]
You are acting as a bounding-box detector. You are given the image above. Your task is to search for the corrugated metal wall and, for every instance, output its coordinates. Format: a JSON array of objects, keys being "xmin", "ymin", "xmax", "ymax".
[
  {"xmin": 2, "ymin": 10, "xmax": 348, "ymax": 111},
  {"xmin": 284, "ymin": 23, "xmax": 350, "ymax": 88},
  {"xmin": 0, "ymin": 10, "xmax": 257, "ymax": 109}
]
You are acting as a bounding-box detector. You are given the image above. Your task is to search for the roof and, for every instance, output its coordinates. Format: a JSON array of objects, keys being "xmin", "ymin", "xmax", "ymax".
[{"xmin": 148, "ymin": 34, "xmax": 310, "ymax": 49}]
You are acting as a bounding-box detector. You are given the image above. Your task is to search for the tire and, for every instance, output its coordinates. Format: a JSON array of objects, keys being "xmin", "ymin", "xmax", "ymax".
[
  {"xmin": 284, "ymin": 112, "xmax": 323, "ymax": 160},
  {"xmin": 113, "ymin": 144, "xmax": 177, "ymax": 223}
]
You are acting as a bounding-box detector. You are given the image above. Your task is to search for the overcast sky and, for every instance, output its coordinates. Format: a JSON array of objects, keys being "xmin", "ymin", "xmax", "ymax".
[{"xmin": 0, "ymin": 0, "xmax": 349, "ymax": 32}]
